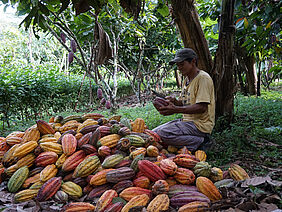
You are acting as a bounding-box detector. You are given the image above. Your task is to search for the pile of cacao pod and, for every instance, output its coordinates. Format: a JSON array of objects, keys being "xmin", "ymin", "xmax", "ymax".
[{"xmin": 0, "ymin": 113, "xmax": 250, "ymax": 212}]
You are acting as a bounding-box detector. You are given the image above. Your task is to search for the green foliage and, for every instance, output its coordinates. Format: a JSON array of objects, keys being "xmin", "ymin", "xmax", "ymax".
[
  {"xmin": 209, "ymin": 91, "xmax": 281, "ymax": 174},
  {"xmin": 0, "ymin": 66, "xmax": 98, "ymax": 128}
]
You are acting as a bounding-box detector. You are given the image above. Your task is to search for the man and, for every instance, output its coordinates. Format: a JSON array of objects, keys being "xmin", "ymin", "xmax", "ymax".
[{"xmin": 153, "ymin": 48, "xmax": 215, "ymax": 152}]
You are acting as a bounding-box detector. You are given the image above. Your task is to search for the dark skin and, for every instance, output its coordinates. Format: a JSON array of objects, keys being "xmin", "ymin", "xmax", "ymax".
[{"xmin": 158, "ymin": 58, "xmax": 208, "ymax": 116}]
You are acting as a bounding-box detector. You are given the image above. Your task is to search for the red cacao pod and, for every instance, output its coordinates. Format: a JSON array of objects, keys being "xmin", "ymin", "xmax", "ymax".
[
  {"xmin": 70, "ymin": 40, "xmax": 77, "ymax": 52},
  {"xmin": 106, "ymin": 100, "xmax": 111, "ymax": 109},
  {"xmin": 68, "ymin": 52, "xmax": 74, "ymax": 64},
  {"xmin": 60, "ymin": 32, "xmax": 66, "ymax": 43},
  {"xmin": 97, "ymin": 88, "xmax": 103, "ymax": 99}
]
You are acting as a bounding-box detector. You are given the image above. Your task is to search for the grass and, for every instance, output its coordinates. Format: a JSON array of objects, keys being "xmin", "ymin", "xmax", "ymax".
[{"xmin": 1, "ymin": 88, "xmax": 281, "ymax": 177}]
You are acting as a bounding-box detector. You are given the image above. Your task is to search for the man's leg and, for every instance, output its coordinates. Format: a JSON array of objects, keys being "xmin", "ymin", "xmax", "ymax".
[{"xmin": 153, "ymin": 120, "xmax": 207, "ymax": 152}]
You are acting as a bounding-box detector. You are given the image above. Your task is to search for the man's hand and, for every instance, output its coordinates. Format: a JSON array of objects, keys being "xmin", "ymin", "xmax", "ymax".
[
  {"xmin": 165, "ymin": 96, "xmax": 177, "ymax": 104},
  {"xmin": 158, "ymin": 101, "xmax": 176, "ymax": 116}
]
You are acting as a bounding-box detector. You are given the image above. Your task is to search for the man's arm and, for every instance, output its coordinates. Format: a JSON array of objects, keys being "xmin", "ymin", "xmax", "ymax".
[{"xmin": 158, "ymin": 102, "xmax": 208, "ymax": 116}]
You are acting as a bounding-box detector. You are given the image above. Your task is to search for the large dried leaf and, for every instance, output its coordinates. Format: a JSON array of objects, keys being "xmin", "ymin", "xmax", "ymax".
[
  {"xmin": 241, "ymin": 176, "xmax": 272, "ymax": 188},
  {"xmin": 251, "ymin": 203, "xmax": 278, "ymax": 212},
  {"xmin": 94, "ymin": 21, "xmax": 113, "ymax": 65}
]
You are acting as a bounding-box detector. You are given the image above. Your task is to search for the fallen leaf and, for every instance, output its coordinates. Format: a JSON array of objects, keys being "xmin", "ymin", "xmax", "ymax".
[
  {"xmin": 266, "ymin": 179, "xmax": 282, "ymax": 187},
  {"xmin": 260, "ymin": 194, "xmax": 281, "ymax": 204},
  {"xmin": 236, "ymin": 201, "xmax": 258, "ymax": 211},
  {"xmin": 241, "ymin": 176, "xmax": 271, "ymax": 188},
  {"xmin": 250, "ymin": 203, "xmax": 278, "ymax": 212}
]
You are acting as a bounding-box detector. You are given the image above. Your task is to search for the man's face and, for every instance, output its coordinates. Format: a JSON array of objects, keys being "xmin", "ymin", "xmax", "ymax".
[{"xmin": 176, "ymin": 60, "xmax": 193, "ymax": 76}]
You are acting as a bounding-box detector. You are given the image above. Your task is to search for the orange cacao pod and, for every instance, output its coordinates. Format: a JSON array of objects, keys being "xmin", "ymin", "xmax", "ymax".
[
  {"xmin": 146, "ymin": 145, "xmax": 159, "ymax": 157},
  {"xmin": 196, "ymin": 176, "xmax": 222, "ymax": 202},
  {"xmin": 13, "ymin": 140, "xmax": 38, "ymax": 158},
  {"xmin": 39, "ymin": 142, "xmax": 62, "ymax": 155},
  {"xmin": 177, "ymin": 146, "xmax": 192, "ymax": 154},
  {"xmin": 152, "ymin": 180, "xmax": 169, "ymax": 195},
  {"xmin": 62, "ymin": 150, "xmax": 86, "ymax": 172},
  {"xmin": 90, "ymin": 169, "xmax": 115, "ymax": 186},
  {"xmin": 178, "ymin": 201, "xmax": 209, "ymax": 212},
  {"xmin": 5, "ymin": 136, "xmax": 22, "ymax": 146},
  {"xmin": 228, "ymin": 164, "xmax": 249, "ymax": 181},
  {"xmin": 194, "ymin": 150, "xmax": 207, "ymax": 162},
  {"xmin": 40, "ymin": 164, "xmax": 58, "ymax": 182},
  {"xmin": 131, "ymin": 118, "xmax": 145, "ymax": 133},
  {"xmin": 95, "ymin": 189, "xmax": 118, "ymax": 212},
  {"xmin": 133, "ymin": 176, "xmax": 150, "ymax": 189},
  {"xmin": 173, "ymin": 154, "xmax": 199, "ymax": 169},
  {"xmin": 64, "ymin": 202, "xmax": 95, "ymax": 212},
  {"xmin": 23, "ymin": 173, "xmax": 41, "ymax": 188},
  {"xmin": 62, "ymin": 134, "xmax": 77, "ymax": 156},
  {"xmin": 35, "ymin": 151, "xmax": 58, "ymax": 167},
  {"xmin": 147, "ymin": 194, "xmax": 170, "ymax": 212},
  {"xmin": 22, "ymin": 127, "xmax": 40, "ymax": 143},
  {"xmin": 119, "ymin": 187, "xmax": 152, "ymax": 201},
  {"xmin": 174, "ymin": 168, "xmax": 195, "ymax": 185},
  {"xmin": 36, "ymin": 120, "xmax": 55, "ymax": 135},
  {"xmin": 97, "ymin": 134, "xmax": 121, "ymax": 148},
  {"xmin": 160, "ymin": 158, "xmax": 178, "ymax": 175},
  {"xmin": 121, "ymin": 194, "xmax": 149, "ymax": 212}
]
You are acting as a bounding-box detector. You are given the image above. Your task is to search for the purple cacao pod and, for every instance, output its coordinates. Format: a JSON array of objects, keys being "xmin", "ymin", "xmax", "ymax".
[
  {"xmin": 60, "ymin": 32, "xmax": 66, "ymax": 43},
  {"xmin": 97, "ymin": 88, "xmax": 103, "ymax": 99},
  {"xmin": 68, "ymin": 52, "xmax": 74, "ymax": 64},
  {"xmin": 106, "ymin": 100, "xmax": 111, "ymax": 109},
  {"xmin": 70, "ymin": 40, "xmax": 77, "ymax": 52},
  {"xmin": 100, "ymin": 98, "xmax": 106, "ymax": 105}
]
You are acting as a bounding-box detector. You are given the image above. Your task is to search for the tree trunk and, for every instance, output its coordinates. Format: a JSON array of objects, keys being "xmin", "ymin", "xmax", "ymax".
[
  {"xmin": 212, "ymin": 0, "xmax": 236, "ymax": 122},
  {"xmin": 171, "ymin": 0, "xmax": 236, "ymax": 123},
  {"xmin": 244, "ymin": 56, "xmax": 257, "ymax": 95},
  {"xmin": 257, "ymin": 61, "xmax": 261, "ymax": 96},
  {"xmin": 170, "ymin": 0, "xmax": 213, "ymax": 73}
]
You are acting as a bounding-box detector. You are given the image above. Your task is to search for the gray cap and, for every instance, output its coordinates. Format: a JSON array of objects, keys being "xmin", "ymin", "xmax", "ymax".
[{"xmin": 169, "ymin": 48, "xmax": 197, "ymax": 65}]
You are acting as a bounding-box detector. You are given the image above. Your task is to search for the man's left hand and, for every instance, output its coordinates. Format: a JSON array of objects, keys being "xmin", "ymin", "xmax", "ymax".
[{"xmin": 158, "ymin": 102, "xmax": 176, "ymax": 116}]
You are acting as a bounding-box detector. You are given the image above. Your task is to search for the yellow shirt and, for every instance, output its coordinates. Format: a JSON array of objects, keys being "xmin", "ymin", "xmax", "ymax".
[{"xmin": 180, "ymin": 70, "xmax": 215, "ymax": 134}]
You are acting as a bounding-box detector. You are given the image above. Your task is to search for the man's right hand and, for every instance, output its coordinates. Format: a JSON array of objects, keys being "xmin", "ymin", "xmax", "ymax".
[{"xmin": 165, "ymin": 96, "xmax": 177, "ymax": 104}]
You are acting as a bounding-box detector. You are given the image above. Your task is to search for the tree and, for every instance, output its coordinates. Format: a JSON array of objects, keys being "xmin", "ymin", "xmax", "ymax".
[{"xmin": 2, "ymin": 0, "xmax": 279, "ymax": 123}]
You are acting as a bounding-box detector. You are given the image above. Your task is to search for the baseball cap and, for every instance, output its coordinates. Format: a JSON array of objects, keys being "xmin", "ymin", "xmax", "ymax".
[{"xmin": 169, "ymin": 48, "xmax": 197, "ymax": 65}]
